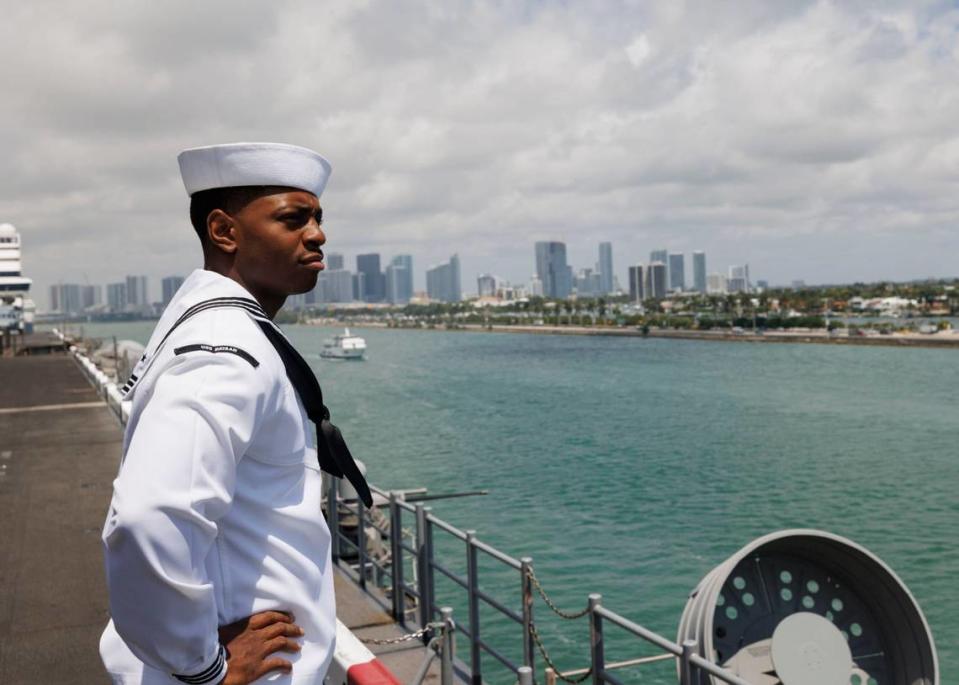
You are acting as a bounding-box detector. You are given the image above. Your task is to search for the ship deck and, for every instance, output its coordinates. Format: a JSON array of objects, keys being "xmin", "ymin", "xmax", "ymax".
[
  {"xmin": 0, "ymin": 354, "xmax": 118, "ymax": 683},
  {"xmin": 0, "ymin": 354, "xmax": 444, "ymax": 683}
]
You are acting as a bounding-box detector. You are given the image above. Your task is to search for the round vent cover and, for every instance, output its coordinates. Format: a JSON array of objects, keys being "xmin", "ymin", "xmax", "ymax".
[{"xmin": 677, "ymin": 530, "xmax": 937, "ymax": 685}]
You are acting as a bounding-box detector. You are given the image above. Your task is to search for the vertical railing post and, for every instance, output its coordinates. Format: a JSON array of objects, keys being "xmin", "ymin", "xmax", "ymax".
[
  {"xmin": 517, "ymin": 666, "xmax": 533, "ymax": 685},
  {"xmin": 465, "ymin": 530, "xmax": 481, "ymax": 685},
  {"xmin": 357, "ymin": 493, "xmax": 367, "ymax": 590},
  {"xmin": 415, "ymin": 505, "xmax": 434, "ymax": 632},
  {"xmin": 680, "ymin": 639, "xmax": 697, "ymax": 685},
  {"xmin": 389, "ymin": 492, "xmax": 405, "ymax": 624},
  {"xmin": 520, "ymin": 557, "xmax": 535, "ymax": 674},
  {"xmin": 589, "ymin": 594, "xmax": 604, "ymax": 685},
  {"xmin": 327, "ymin": 477, "xmax": 340, "ymax": 564},
  {"xmin": 425, "ymin": 507, "xmax": 435, "ymax": 622},
  {"xmin": 439, "ymin": 606, "xmax": 455, "ymax": 685}
]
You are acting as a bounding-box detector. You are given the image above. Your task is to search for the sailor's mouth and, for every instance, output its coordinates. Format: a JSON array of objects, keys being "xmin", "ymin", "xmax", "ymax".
[{"xmin": 300, "ymin": 253, "xmax": 325, "ymax": 270}]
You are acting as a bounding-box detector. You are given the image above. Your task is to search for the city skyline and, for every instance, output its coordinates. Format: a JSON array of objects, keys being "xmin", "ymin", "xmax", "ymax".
[
  {"xmin": 36, "ymin": 238, "xmax": 760, "ymax": 316},
  {"xmin": 29, "ymin": 220, "xmax": 956, "ymax": 311},
  {"xmin": 4, "ymin": 3, "xmax": 959, "ymax": 311},
  {"xmin": 36, "ymin": 237, "xmax": 959, "ymax": 317}
]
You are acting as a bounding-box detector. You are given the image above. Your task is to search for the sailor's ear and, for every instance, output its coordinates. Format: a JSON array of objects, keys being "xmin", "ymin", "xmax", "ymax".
[{"xmin": 207, "ymin": 209, "xmax": 238, "ymax": 254}]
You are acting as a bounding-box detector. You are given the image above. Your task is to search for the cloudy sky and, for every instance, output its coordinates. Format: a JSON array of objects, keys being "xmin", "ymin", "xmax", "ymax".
[{"xmin": 3, "ymin": 0, "xmax": 958, "ymax": 307}]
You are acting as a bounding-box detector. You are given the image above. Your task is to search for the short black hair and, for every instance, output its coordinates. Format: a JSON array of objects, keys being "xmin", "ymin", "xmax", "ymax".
[{"xmin": 189, "ymin": 186, "xmax": 271, "ymax": 243}]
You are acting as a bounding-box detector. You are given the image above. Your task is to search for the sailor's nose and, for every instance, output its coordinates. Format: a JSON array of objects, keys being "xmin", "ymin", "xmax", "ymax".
[{"xmin": 304, "ymin": 223, "xmax": 326, "ymax": 248}]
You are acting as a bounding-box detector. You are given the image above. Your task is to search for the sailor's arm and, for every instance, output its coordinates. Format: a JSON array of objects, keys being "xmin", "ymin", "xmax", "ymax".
[{"xmin": 102, "ymin": 345, "xmax": 270, "ymax": 683}]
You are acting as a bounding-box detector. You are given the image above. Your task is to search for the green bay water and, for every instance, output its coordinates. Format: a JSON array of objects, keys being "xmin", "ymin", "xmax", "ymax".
[{"xmin": 76, "ymin": 322, "xmax": 957, "ymax": 682}]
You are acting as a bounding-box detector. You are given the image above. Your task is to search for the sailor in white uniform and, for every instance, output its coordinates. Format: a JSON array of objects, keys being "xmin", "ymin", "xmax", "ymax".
[{"xmin": 100, "ymin": 143, "xmax": 371, "ymax": 685}]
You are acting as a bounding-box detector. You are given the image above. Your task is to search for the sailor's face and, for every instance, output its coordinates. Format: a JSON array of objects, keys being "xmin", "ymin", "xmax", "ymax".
[{"xmin": 232, "ymin": 189, "xmax": 326, "ymax": 296}]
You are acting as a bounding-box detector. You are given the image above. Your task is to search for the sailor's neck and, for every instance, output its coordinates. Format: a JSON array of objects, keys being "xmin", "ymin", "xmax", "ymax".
[{"xmin": 202, "ymin": 266, "xmax": 284, "ymax": 320}]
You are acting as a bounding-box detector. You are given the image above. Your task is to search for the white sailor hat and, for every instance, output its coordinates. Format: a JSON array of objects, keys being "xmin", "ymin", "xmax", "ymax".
[{"xmin": 177, "ymin": 142, "xmax": 332, "ymax": 198}]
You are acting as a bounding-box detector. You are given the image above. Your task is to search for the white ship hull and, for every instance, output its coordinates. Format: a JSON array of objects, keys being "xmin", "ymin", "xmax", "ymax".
[
  {"xmin": 321, "ymin": 328, "xmax": 367, "ymax": 360},
  {"xmin": 320, "ymin": 347, "xmax": 365, "ymax": 360}
]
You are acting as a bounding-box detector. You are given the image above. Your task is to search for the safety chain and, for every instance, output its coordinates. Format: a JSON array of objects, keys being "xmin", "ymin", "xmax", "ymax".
[
  {"xmin": 529, "ymin": 622, "xmax": 592, "ymax": 684},
  {"xmin": 359, "ymin": 621, "xmax": 445, "ymax": 646},
  {"xmin": 526, "ymin": 567, "xmax": 591, "ymax": 620}
]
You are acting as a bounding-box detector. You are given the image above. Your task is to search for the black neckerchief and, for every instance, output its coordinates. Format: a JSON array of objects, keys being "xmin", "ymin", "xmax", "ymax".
[{"xmin": 254, "ymin": 319, "xmax": 373, "ymax": 507}]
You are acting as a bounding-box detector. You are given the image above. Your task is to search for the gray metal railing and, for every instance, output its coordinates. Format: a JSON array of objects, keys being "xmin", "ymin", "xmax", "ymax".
[
  {"xmin": 326, "ymin": 477, "xmax": 758, "ymax": 685},
  {"xmin": 67, "ymin": 332, "xmax": 754, "ymax": 684}
]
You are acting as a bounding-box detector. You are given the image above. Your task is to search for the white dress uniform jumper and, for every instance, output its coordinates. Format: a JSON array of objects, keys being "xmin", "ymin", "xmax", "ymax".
[{"xmin": 99, "ymin": 268, "xmax": 371, "ymax": 685}]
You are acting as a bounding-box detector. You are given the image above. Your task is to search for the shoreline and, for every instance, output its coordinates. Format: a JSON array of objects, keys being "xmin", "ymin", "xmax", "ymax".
[{"xmin": 333, "ymin": 321, "xmax": 959, "ymax": 349}]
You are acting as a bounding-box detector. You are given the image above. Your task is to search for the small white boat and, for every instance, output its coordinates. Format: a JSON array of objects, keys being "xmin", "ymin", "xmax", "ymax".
[{"xmin": 320, "ymin": 328, "xmax": 367, "ymax": 360}]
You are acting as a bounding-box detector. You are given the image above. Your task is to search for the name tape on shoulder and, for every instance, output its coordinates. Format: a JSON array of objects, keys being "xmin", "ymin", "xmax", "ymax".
[{"xmin": 174, "ymin": 343, "xmax": 260, "ymax": 368}]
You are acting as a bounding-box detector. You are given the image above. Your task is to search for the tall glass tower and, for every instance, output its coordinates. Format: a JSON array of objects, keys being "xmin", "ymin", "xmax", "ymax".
[
  {"xmin": 386, "ymin": 255, "xmax": 414, "ymax": 304},
  {"xmin": 534, "ymin": 241, "xmax": 571, "ymax": 299},
  {"xmin": 598, "ymin": 242, "xmax": 613, "ymax": 294},
  {"xmin": 693, "ymin": 251, "xmax": 707, "ymax": 293},
  {"xmin": 425, "ymin": 254, "xmax": 461, "ymax": 302},
  {"xmin": 668, "ymin": 253, "xmax": 685, "ymax": 291},
  {"xmin": 356, "ymin": 253, "xmax": 385, "ymax": 302}
]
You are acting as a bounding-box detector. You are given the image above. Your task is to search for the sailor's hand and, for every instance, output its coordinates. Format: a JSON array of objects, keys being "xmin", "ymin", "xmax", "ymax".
[{"xmin": 217, "ymin": 610, "xmax": 304, "ymax": 684}]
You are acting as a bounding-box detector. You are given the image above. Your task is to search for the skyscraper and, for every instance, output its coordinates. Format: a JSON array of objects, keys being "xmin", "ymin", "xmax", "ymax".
[
  {"xmin": 668, "ymin": 253, "xmax": 685, "ymax": 291},
  {"xmin": 356, "ymin": 254, "xmax": 385, "ymax": 302},
  {"xmin": 351, "ymin": 272, "xmax": 365, "ymax": 301},
  {"xmin": 628, "ymin": 265, "xmax": 645, "ymax": 303},
  {"xmin": 649, "ymin": 249, "xmax": 668, "ymax": 289},
  {"xmin": 534, "ymin": 241, "xmax": 571, "ymax": 299},
  {"xmin": 81, "ymin": 284, "xmax": 102, "ymax": 310},
  {"xmin": 326, "ymin": 253, "xmax": 344, "ymax": 270},
  {"xmin": 385, "ymin": 255, "xmax": 414, "ymax": 304},
  {"xmin": 315, "ymin": 252, "xmax": 353, "ymax": 302},
  {"xmin": 646, "ymin": 262, "xmax": 667, "ymax": 299},
  {"xmin": 448, "ymin": 253, "xmax": 462, "ymax": 302},
  {"xmin": 106, "ymin": 282, "xmax": 127, "ymax": 312},
  {"xmin": 50, "ymin": 283, "xmax": 82, "ymax": 315},
  {"xmin": 317, "ymin": 269, "xmax": 354, "ymax": 302},
  {"xmin": 692, "ymin": 251, "xmax": 707, "ymax": 293},
  {"xmin": 477, "ymin": 274, "xmax": 497, "ymax": 297},
  {"xmin": 125, "ymin": 275, "xmax": 148, "ymax": 307},
  {"xmin": 598, "ymin": 242, "xmax": 613, "ymax": 294},
  {"xmin": 161, "ymin": 276, "xmax": 185, "ymax": 307},
  {"xmin": 574, "ymin": 268, "xmax": 601, "ymax": 295},
  {"xmin": 425, "ymin": 254, "xmax": 462, "ymax": 302},
  {"xmin": 384, "ymin": 264, "xmax": 406, "ymax": 304}
]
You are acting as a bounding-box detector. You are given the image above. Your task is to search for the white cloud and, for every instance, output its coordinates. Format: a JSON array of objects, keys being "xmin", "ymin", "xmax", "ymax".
[
  {"xmin": 626, "ymin": 34, "xmax": 652, "ymax": 68},
  {"xmin": 1, "ymin": 0, "xmax": 958, "ymax": 307}
]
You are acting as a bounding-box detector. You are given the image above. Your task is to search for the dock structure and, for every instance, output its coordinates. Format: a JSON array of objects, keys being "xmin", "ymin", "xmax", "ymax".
[{"xmin": 0, "ymin": 351, "xmax": 444, "ymax": 684}]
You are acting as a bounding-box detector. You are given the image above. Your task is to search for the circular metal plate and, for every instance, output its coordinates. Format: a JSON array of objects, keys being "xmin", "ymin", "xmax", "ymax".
[
  {"xmin": 678, "ymin": 530, "xmax": 938, "ymax": 685},
  {"xmin": 771, "ymin": 612, "xmax": 851, "ymax": 685}
]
